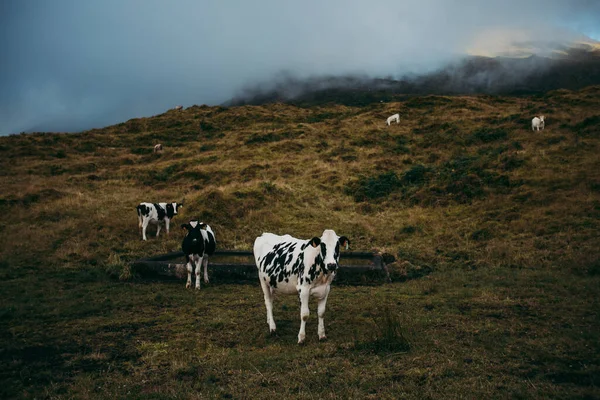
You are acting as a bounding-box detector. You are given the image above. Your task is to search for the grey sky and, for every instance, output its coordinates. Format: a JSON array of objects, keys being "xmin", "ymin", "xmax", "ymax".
[{"xmin": 1, "ymin": 0, "xmax": 599, "ymax": 135}]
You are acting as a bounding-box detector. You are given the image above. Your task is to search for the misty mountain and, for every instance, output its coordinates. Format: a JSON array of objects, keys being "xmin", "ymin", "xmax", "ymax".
[{"xmin": 226, "ymin": 45, "xmax": 600, "ymax": 107}]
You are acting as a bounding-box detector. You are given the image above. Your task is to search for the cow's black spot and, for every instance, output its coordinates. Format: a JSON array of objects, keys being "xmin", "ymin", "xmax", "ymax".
[
  {"xmin": 305, "ymin": 243, "xmax": 327, "ymax": 283},
  {"xmin": 204, "ymin": 231, "xmax": 216, "ymax": 255},
  {"xmin": 154, "ymin": 203, "xmax": 166, "ymax": 220},
  {"xmin": 137, "ymin": 204, "xmax": 150, "ymax": 217},
  {"xmin": 166, "ymin": 203, "xmax": 176, "ymax": 219}
]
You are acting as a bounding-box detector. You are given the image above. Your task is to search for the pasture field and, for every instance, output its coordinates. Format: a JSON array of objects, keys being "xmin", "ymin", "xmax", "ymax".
[{"xmin": 0, "ymin": 87, "xmax": 599, "ymax": 399}]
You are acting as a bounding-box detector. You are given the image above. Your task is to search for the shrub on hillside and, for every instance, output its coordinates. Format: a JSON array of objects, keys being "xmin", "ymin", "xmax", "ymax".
[
  {"xmin": 246, "ymin": 132, "xmax": 285, "ymax": 144},
  {"xmin": 572, "ymin": 115, "xmax": 600, "ymax": 137},
  {"xmin": 345, "ymin": 171, "xmax": 402, "ymax": 201},
  {"xmin": 467, "ymin": 128, "xmax": 508, "ymax": 144},
  {"xmin": 345, "ymin": 165, "xmax": 431, "ymax": 202}
]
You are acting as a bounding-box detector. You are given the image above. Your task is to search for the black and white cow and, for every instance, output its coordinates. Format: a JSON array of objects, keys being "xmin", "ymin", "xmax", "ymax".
[
  {"xmin": 136, "ymin": 202, "xmax": 182, "ymax": 241},
  {"xmin": 181, "ymin": 221, "xmax": 216, "ymax": 289},
  {"xmin": 253, "ymin": 229, "xmax": 350, "ymax": 344}
]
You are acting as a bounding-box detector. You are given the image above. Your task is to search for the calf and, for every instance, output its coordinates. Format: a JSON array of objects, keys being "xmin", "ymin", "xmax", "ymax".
[
  {"xmin": 181, "ymin": 221, "xmax": 216, "ymax": 289},
  {"xmin": 386, "ymin": 113, "xmax": 400, "ymax": 126},
  {"xmin": 136, "ymin": 202, "xmax": 182, "ymax": 241},
  {"xmin": 532, "ymin": 115, "xmax": 545, "ymax": 131},
  {"xmin": 253, "ymin": 229, "xmax": 350, "ymax": 344}
]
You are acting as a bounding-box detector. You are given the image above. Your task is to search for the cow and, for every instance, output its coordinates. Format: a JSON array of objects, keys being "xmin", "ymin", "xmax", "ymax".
[
  {"xmin": 532, "ymin": 115, "xmax": 545, "ymax": 131},
  {"xmin": 386, "ymin": 113, "xmax": 400, "ymax": 126},
  {"xmin": 180, "ymin": 220, "xmax": 215, "ymax": 289},
  {"xmin": 253, "ymin": 229, "xmax": 350, "ymax": 344},
  {"xmin": 136, "ymin": 202, "xmax": 182, "ymax": 241},
  {"xmin": 153, "ymin": 143, "xmax": 163, "ymax": 153}
]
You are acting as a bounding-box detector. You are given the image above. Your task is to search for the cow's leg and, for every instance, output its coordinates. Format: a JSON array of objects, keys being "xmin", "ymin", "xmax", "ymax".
[
  {"xmin": 298, "ymin": 286, "xmax": 310, "ymax": 344},
  {"xmin": 202, "ymin": 256, "xmax": 210, "ymax": 283},
  {"xmin": 259, "ymin": 278, "xmax": 276, "ymax": 333},
  {"xmin": 141, "ymin": 218, "xmax": 150, "ymax": 241},
  {"xmin": 317, "ymin": 285, "xmax": 331, "ymax": 341},
  {"xmin": 194, "ymin": 255, "xmax": 203, "ymax": 290},
  {"xmin": 186, "ymin": 255, "xmax": 194, "ymax": 288}
]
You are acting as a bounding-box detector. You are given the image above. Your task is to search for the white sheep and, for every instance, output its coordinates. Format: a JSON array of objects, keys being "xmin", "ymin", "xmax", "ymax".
[
  {"xmin": 386, "ymin": 113, "xmax": 400, "ymax": 126},
  {"xmin": 532, "ymin": 115, "xmax": 545, "ymax": 131}
]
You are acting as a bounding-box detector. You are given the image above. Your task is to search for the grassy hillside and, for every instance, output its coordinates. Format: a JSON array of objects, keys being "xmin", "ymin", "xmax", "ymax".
[{"xmin": 0, "ymin": 86, "xmax": 599, "ymax": 398}]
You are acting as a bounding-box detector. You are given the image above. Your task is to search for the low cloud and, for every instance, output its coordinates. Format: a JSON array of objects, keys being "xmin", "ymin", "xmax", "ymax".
[{"xmin": 1, "ymin": 0, "xmax": 599, "ymax": 134}]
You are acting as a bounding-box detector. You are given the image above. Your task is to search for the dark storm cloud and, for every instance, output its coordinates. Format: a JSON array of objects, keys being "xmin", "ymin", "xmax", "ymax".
[{"xmin": 0, "ymin": 0, "xmax": 599, "ymax": 134}]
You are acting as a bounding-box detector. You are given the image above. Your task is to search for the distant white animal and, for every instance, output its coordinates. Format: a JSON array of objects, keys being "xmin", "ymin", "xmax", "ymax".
[
  {"xmin": 254, "ymin": 229, "xmax": 350, "ymax": 344},
  {"xmin": 386, "ymin": 113, "xmax": 400, "ymax": 126},
  {"xmin": 532, "ymin": 115, "xmax": 545, "ymax": 131},
  {"xmin": 174, "ymin": 105, "xmax": 183, "ymax": 111},
  {"xmin": 153, "ymin": 143, "xmax": 163, "ymax": 153}
]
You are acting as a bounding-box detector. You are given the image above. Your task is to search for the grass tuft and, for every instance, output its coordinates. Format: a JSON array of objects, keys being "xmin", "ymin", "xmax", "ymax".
[{"xmin": 355, "ymin": 306, "xmax": 411, "ymax": 354}]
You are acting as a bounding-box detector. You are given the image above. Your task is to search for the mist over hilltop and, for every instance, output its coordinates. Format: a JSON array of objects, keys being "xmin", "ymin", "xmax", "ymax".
[{"xmin": 226, "ymin": 45, "xmax": 600, "ymax": 107}]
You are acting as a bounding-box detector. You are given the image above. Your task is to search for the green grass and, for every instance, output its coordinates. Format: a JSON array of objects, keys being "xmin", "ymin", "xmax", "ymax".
[{"xmin": 0, "ymin": 86, "xmax": 599, "ymax": 398}]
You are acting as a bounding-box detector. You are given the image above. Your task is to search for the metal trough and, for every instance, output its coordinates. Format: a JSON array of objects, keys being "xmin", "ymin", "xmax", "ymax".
[{"xmin": 131, "ymin": 249, "xmax": 391, "ymax": 283}]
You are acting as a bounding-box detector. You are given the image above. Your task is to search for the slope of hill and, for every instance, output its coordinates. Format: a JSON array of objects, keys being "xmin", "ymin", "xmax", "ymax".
[{"xmin": 0, "ymin": 87, "xmax": 599, "ymax": 398}]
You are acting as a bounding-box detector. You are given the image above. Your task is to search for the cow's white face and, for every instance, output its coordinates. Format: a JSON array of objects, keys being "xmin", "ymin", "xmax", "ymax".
[{"xmin": 316, "ymin": 229, "xmax": 350, "ymax": 272}]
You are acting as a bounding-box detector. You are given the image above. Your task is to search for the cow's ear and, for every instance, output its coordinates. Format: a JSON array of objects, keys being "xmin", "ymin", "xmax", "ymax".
[
  {"xmin": 310, "ymin": 237, "xmax": 321, "ymax": 248},
  {"xmin": 339, "ymin": 236, "xmax": 350, "ymax": 250}
]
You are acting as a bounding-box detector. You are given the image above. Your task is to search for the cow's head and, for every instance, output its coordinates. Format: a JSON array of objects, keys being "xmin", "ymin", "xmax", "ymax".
[
  {"xmin": 181, "ymin": 220, "xmax": 207, "ymax": 242},
  {"xmin": 306, "ymin": 229, "xmax": 350, "ymax": 273},
  {"xmin": 165, "ymin": 202, "xmax": 183, "ymax": 219}
]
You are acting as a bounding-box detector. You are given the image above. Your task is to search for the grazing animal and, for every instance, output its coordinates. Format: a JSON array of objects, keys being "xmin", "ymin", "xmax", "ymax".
[
  {"xmin": 181, "ymin": 221, "xmax": 216, "ymax": 289},
  {"xmin": 386, "ymin": 113, "xmax": 400, "ymax": 126},
  {"xmin": 136, "ymin": 202, "xmax": 182, "ymax": 241},
  {"xmin": 253, "ymin": 230, "xmax": 350, "ymax": 344},
  {"xmin": 174, "ymin": 105, "xmax": 183, "ymax": 111},
  {"xmin": 153, "ymin": 143, "xmax": 163, "ymax": 153},
  {"xmin": 532, "ymin": 115, "xmax": 545, "ymax": 131}
]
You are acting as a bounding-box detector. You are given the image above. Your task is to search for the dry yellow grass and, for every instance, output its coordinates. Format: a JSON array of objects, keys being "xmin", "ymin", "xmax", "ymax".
[{"xmin": 0, "ymin": 87, "xmax": 599, "ymax": 398}]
